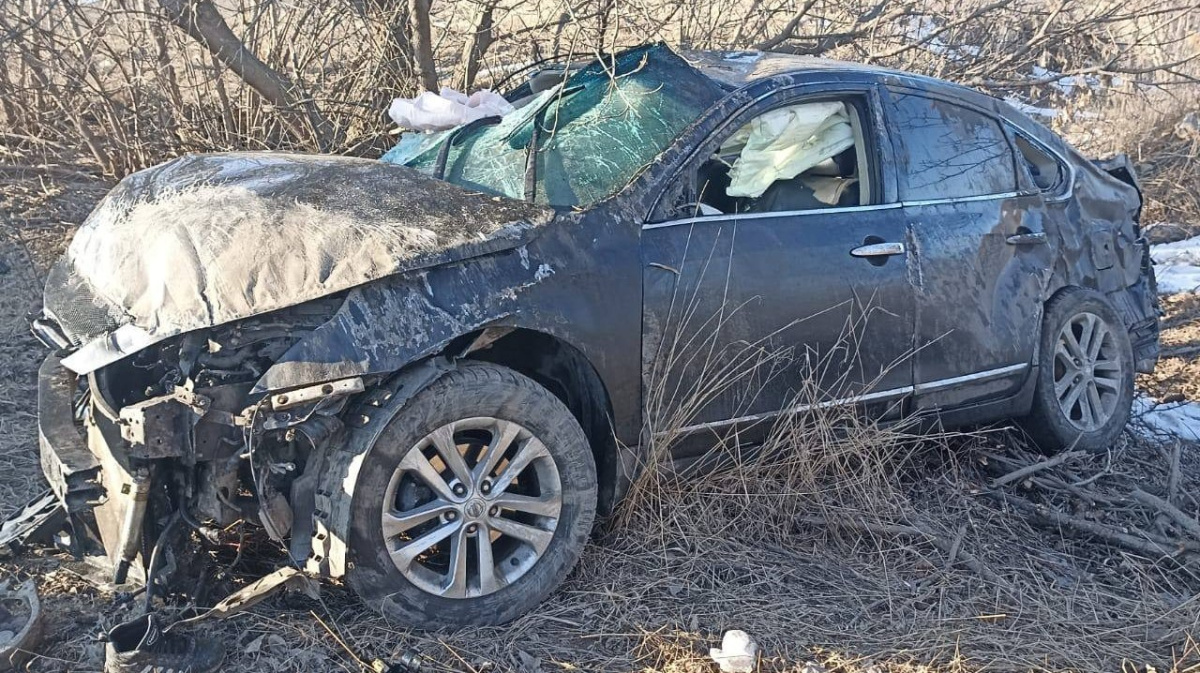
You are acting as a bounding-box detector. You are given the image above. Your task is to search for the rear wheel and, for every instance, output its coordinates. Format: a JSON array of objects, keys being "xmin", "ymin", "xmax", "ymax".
[
  {"xmin": 1022, "ymin": 287, "xmax": 1134, "ymax": 454},
  {"xmin": 346, "ymin": 361, "xmax": 597, "ymax": 626}
]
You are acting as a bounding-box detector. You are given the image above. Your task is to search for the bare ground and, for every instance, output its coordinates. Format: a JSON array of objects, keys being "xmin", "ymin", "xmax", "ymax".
[{"xmin": 1, "ymin": 175, "xmax": 1199, "ymax": 672}]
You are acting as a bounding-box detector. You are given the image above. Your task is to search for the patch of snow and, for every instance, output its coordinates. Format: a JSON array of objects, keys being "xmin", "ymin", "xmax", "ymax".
[
  {"xmin": 1132, "ymin": 395, "xmax": 1200, "ymax": 442},
  {"xmin": 1150, "ymin": 235, "xmax": 1200, "ymax": 295},
  {"xmin": 534, "ymin": 263, "xmax": 554, "ymax": 281},
  {"xmin": 1004, "ymin": 96, "xmax": 1059, "ymax": 119},
  {"xmin": 905, "ymin": 17, "xmax": 979, "ymax": 63},
  {"xmin": 723, "ymin": 51, "xmax": 762, "ymax": 64}
]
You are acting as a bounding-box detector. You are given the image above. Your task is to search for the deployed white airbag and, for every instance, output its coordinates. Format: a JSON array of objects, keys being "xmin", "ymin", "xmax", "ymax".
[{"xmin": 725, "ymin": 101, "xmax": 855, "ymax": 198}]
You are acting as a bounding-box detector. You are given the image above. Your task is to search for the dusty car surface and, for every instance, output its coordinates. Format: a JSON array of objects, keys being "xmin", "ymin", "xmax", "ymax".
[{"xmin": 28, "ymin": 44, "xmax": 1159, "ymax": 626}]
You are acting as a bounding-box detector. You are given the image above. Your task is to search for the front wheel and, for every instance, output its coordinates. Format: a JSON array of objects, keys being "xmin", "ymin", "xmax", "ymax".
[
  {"xmin": 346, "ymin": 361, "xmax": 597, "ymax": 627},
  {"xmin": 1021, "ymin": 287, "xmax": 1135, "ymax": 454}
]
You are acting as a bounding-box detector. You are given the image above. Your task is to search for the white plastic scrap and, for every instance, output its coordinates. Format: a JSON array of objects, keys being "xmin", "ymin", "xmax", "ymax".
[
  {"xmin": 388, "ymin": 87, "xmax": 514, "ymax": 132},
  {"xmin": 709, "ymin": 629, "xmax": 758, "ymax": 673}
]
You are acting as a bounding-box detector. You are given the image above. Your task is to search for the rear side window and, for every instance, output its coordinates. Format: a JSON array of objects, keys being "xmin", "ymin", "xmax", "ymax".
[
  {"xmin": 1013, "ymin": 134, "xmax": 1066, "ymax": 194},
  {"xmin": 886, "ymin": 92, "xmax": 1018, "ymax": 201}
]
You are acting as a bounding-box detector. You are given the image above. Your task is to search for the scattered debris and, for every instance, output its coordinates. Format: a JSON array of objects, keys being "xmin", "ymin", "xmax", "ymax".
[
  {"xmin": 169, "ymin": 567, "xmax": 319, "ymax": 629},
  {"xmin": 370, "ymin": 650, "xmax": 428, "ymax": 673},
  {"xmin": 709, "ymin": 629, "xmax": 758, "ymax": 673},
  {"xmin": 0, "ymin": 490, "xmax": 64, "ymax": 556},
  {"xmin": 0, "ymin": 581, "xmax": 42, "ymax": 671},
  {"xmin": 103, "ymin": 614, "xmax": 223, "ymax": 673},
  {"xmin": 388, "ymin": 88, "xmax": 513, "ymax": 132}
]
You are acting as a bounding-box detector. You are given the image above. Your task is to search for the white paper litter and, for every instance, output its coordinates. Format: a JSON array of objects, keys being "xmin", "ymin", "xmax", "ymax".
[
  {"xmin": 387, "ymin": 87, "xmax": 514, "ymax": 132},
  {"xmin": 709, "ymin": 629, "xmax": 758, "ymax": 673}
]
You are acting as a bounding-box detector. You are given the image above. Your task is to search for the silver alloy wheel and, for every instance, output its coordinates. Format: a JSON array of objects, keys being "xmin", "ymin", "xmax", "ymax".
[
  {"xmin": 1053, "ymin": 312, "xmax": 1123, "ymax": 432},
  {"xmin": 380, "ymin": 417, "xmax": 563, "ymax": 598}
]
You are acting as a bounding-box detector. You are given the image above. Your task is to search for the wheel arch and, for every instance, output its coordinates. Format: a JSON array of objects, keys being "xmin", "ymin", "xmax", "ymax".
[
  {"xmin": 298, "ymin": 328, "xmax": 629, "ymax": 579},
  {"xmin": 452, "ymin": 327, "xmax": 627, "ymax": 517}
]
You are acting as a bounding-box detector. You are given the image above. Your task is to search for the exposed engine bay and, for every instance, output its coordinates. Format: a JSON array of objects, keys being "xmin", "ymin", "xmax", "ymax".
[{"xmin": 37, "ymin": 297, "xmax": 364, "ymax": 586}]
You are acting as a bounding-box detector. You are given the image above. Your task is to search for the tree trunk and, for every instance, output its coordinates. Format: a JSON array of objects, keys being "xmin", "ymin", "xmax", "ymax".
[
  {"xmin": 409, "ymin": 0, "xmax": 439, "ymax": 91},
  {"xmin": 157, "ymin": 0, "xmax": 336, "ymax": 149},
  {"xmin": 458, "ymin": 2, "xmax": 496, "ymax": 90}
]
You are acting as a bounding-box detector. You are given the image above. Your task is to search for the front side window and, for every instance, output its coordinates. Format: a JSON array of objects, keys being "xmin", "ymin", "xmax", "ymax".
[
  {"xmin": 689, "ymin": 97, "xmax": 872, "ymax": 216},
  {"xmin": 887, "ymin": 92, "xmax": 1017, "ymax": 201}
]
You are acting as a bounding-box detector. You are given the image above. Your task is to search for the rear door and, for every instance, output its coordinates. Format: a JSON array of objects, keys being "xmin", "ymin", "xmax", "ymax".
[
  {"xmin": 641, "ymin": 84, "xmax": 915, "ymax": 451},
  {"xmin": 882, "ymin": 87, "xmax": 1053, "ymax": 408}
]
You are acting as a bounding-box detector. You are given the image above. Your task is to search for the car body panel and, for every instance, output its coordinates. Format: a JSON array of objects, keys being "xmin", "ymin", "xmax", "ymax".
[
  {"xmin": 641, "ymin": 203, "xmax": 915, "ymax": 447},
  {"xmin": 254, "ymin": 205, "xmax": 648, "ymax": 445}
]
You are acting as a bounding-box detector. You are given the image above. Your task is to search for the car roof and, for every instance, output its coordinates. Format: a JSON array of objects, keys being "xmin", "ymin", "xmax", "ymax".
[{"xmin": 681, "ymin": 49, "xmax": 974, "ymax": 97}]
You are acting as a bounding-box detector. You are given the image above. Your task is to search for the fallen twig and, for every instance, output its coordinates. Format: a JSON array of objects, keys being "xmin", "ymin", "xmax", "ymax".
[
  {"xmin": 1168, "ymin": 442, "xmax": 1182, "ymax": 506},
  {"xmin": 990, "ymin": 450, "xmax": 1088, "ymax": 488},
  {"xmin": 986, "ymin": 491, "xmax": 1193, "ymax": 562},
  {"xmin": 797, "ymin": 515, "xmax": 1009, "ymax": 588},
  {"xmin": 1131, "ymin": 488, "xmax": 1200, "ymax": 541}
]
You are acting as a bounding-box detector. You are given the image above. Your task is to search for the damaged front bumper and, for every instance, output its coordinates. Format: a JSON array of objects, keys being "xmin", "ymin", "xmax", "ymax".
[
  {"xmin": 37, "ymin": 351, "xmax": 250, "ymax": 583},
  {"xmin": 37, "ymin": 353, "xmax": 155, "ymax": 580},
  {"xmin": 37, "ymin": 354, "xmax": 101, "ymax": 515},
  {"xmin": 33, "ymin": 340, "xmax": 366, "ymax": 586}
]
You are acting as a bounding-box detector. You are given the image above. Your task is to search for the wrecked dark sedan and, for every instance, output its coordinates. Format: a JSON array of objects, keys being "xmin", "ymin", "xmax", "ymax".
[{"xmin": 25, "ymin": 44, "xmax": 1158, "ymax": 626}]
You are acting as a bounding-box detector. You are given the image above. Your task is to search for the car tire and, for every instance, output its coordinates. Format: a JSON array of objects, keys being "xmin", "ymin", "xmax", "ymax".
[
  {"xmin": 346, "ymin": 361, "xmax": 597, "ymax": 627},
  {"xmin": 1022, "ymin": 286, "xmax": 1135, "ymax": 454}
]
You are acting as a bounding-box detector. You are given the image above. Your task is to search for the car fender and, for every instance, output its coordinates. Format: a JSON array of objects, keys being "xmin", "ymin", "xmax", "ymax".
[{"xmin": 251, "ymin": 244, "xmax": 555, "ymax": 395}]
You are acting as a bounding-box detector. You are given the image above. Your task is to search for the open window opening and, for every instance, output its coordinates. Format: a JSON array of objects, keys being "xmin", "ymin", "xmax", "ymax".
[
  {"xmin": 694, "ymin": 98, "xmax": 871, "ymax": 215},
  {"xmin": 1013, "ymin": 133, "xmax": 1066, "ymax": 194}
]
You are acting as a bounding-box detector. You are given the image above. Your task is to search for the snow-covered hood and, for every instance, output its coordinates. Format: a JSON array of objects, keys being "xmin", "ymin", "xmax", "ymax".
[{"xmin": 43, "ymin": 152, "xmax": 555, "ymax": 374}]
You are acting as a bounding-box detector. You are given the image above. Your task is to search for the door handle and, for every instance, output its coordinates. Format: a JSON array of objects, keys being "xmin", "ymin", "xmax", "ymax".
[
  {"xmin": 851, "ymin": 242, "xmax": 906, "ymax": 258},
  {"xmin": 1006, "ymin": 232, "xmax": 1047, "ymax": 246}
]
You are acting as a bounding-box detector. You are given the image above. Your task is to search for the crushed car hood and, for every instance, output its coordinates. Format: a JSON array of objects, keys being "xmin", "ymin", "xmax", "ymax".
[{"xmin": 43, "ymin": 152, "xmax": 555, "ymax": 373}]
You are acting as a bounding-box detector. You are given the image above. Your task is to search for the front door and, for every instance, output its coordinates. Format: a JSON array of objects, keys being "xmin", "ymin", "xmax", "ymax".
[{"xmin": 640, "ymin": 87, "xmax": 915, "ymax": 454}]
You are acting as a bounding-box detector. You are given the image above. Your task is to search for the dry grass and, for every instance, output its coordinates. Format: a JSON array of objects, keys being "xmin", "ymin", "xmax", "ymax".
[{"xmin": 1058, "ymin": 87, "xmax": 1200, "ymax": 237}]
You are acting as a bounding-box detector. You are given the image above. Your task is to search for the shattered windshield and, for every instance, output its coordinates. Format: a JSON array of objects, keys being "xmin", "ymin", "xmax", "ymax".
[{"xmin": 383, "ymin": 44, "xmax": 726, "ymax": 209}]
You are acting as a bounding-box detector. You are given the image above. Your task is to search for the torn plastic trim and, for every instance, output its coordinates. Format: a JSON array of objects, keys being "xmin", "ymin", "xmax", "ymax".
[{"xmin": 61, "ymin": 324, "xmax": 158, "ymax": 375}]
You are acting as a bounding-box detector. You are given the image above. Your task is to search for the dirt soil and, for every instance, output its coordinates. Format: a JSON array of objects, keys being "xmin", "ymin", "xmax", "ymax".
[
  {"xmin": 2, "ymin": 173, "xmax": 1200, "ymax": 673},
  {"xmin": 1140, "ymin": 292, "xmax": 1200, "ymax": 403}
]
